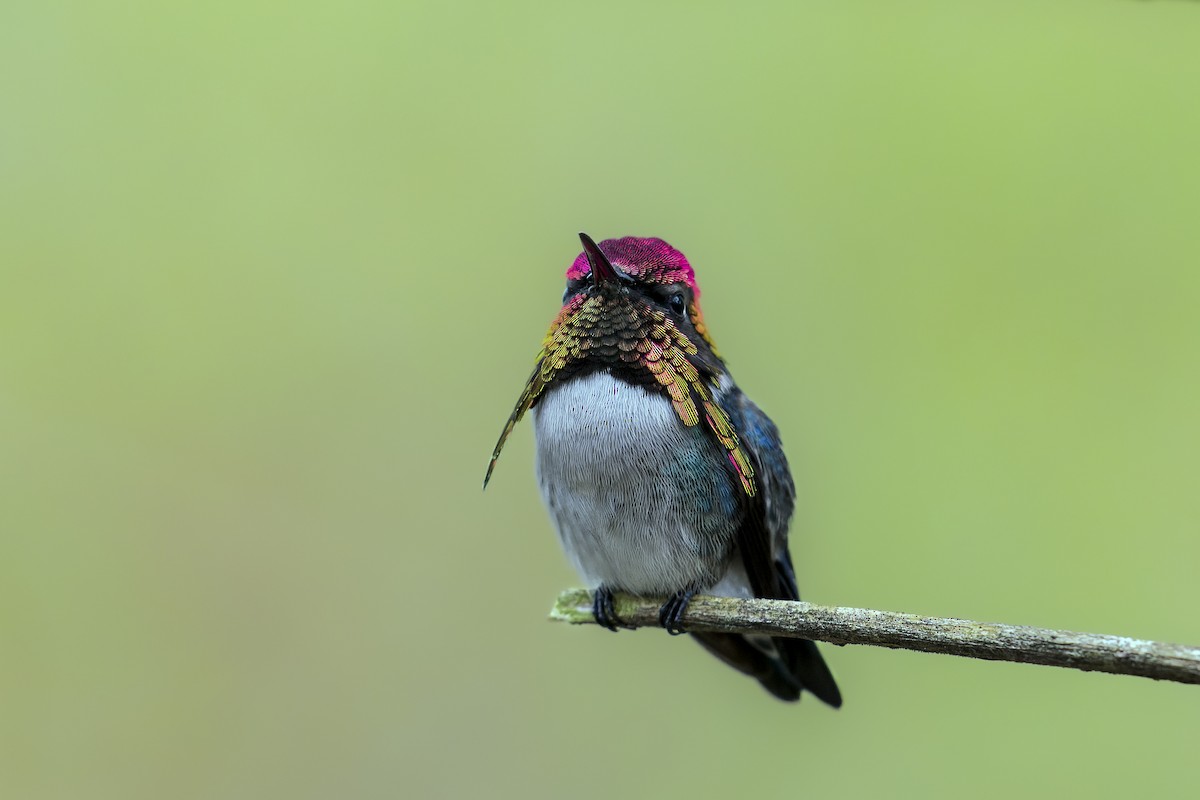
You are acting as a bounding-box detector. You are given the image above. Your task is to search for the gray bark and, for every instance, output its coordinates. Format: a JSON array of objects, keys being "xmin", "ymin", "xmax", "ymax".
[{"xmin": 550, "ymin": 589, "xmax": 1200, "ymax": 685}]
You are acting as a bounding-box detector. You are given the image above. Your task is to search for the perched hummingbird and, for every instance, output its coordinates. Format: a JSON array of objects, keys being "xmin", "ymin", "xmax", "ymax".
[{"xmin": 485, "ymin": 233, "xmax": 841, "ymax": 706}]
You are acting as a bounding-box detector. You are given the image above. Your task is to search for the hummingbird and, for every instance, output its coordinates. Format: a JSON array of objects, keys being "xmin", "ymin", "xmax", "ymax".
[{"xmin": 485, "ymin": 233, "xmax": 841, "ymax": 706}]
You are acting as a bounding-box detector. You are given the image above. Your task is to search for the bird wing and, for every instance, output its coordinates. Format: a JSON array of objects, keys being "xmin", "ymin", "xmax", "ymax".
[
  {"xmin": 718, "ymin": 388, "xmax": 842, "ymax": 707},
  {"xmin": 723, "ymin": 388, "xmax": 796, "ymax": 599}
]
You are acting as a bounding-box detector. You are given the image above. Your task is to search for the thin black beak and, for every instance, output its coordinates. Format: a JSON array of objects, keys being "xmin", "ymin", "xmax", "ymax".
[{"xmin": 579, "ymin": 232, "xmax": 624, "ymax": 286}]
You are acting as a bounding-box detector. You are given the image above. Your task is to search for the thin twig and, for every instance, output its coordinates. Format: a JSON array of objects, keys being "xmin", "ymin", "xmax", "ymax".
[{"xmin": 549, "ymin": 589, "xmax": 1200, "ymax": 685}]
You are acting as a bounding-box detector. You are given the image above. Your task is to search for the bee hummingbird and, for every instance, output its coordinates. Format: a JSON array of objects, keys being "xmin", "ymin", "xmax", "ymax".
[{"xmin": 485, "ymin": 233, "xmax": 841, "ymax": 706}]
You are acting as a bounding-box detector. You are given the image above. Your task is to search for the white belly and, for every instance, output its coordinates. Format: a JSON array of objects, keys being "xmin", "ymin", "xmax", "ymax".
[{"xmin": 532, "ymin": 371, "xmax": 740, "ymax": 595}]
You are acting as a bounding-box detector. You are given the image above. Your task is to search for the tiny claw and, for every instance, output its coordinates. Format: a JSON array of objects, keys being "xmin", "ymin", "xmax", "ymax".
[
  {"xmin": 658, "ymin": 589, "xmax": 696, "ymax": 635},
  {"xmin": 592, "ymin": 587, "xmax": 623, "ymax": 632}
]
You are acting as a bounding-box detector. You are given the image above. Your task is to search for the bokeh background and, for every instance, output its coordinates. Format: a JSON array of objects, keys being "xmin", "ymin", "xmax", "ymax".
[{"xmin": 3, "ymin": 1, "xmax": 1199, "ymax": 798}]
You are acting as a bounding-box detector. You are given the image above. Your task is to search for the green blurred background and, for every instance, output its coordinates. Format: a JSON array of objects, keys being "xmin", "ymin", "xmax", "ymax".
[{"xmin": 3, "ymin": 1, "xmax": 1199, "ymax": 797}]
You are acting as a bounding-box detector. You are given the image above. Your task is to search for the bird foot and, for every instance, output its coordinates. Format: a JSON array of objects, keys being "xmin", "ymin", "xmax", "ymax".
[
  {"xmin": 658, "ymin": 589, "xmax": 697, "ymax": 635},
  {"xmin": 592, "ymin": 587, "xmax": 625, "ymax": 632}
]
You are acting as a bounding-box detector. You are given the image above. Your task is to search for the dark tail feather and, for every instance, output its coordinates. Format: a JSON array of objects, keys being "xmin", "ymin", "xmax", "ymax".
[
  {"xmin": 692, "ymin": 632, "xmax": 842, "ymax": 707},
  {"xmin": 692, "ymin": 633, "xmax": 803, "ymax": 701},
  {"xmin": 781, "ymin": 637, "xmax": 842, "ymax": 708}
]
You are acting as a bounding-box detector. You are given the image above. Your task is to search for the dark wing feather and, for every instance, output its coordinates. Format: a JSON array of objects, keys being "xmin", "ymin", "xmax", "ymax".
[
  {"xmin": 725, "ymin": 388, "xmax": 796, "ymax": 601},
  {"xmin": 712, "ymin": 387, "xmax": 842, "ymax": 707}
]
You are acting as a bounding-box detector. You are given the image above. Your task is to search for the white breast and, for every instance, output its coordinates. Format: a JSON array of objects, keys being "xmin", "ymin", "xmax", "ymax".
[{"xmin": 532, "ymin": 371, "xmax": 740, "ymax": 595}]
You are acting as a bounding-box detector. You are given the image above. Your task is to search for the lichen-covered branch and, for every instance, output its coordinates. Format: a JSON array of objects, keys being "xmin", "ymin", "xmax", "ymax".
[{"xmin": 549, "ymin": 589, "xmax": 1200, "ymax": 685}]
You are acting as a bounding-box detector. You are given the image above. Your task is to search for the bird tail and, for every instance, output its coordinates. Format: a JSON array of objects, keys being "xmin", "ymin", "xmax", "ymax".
[{"xmin": 692, "ymin": 632, "xmax": 842, "ymax": 707}]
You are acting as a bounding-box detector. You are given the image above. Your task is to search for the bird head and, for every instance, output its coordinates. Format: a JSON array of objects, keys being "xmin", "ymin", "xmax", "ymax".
[{"xmin": 485, "ymin": 232, "xmax": 753, "ymax": 495}]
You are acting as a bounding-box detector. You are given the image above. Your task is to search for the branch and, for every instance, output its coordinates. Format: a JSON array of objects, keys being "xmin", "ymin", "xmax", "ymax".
[{"xmin": 549, "ymin": 589, "xmax": 1200, "ymax": 685}]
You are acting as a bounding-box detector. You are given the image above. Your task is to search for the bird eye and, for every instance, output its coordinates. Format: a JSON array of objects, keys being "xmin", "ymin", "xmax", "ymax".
[
  {"xmin": 563, "ymin": 280, "xmax": 588, "ymax": 305},
  {"xmin": 668, "ymin": 293, "xmax": 687, "ymax": 315}
]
